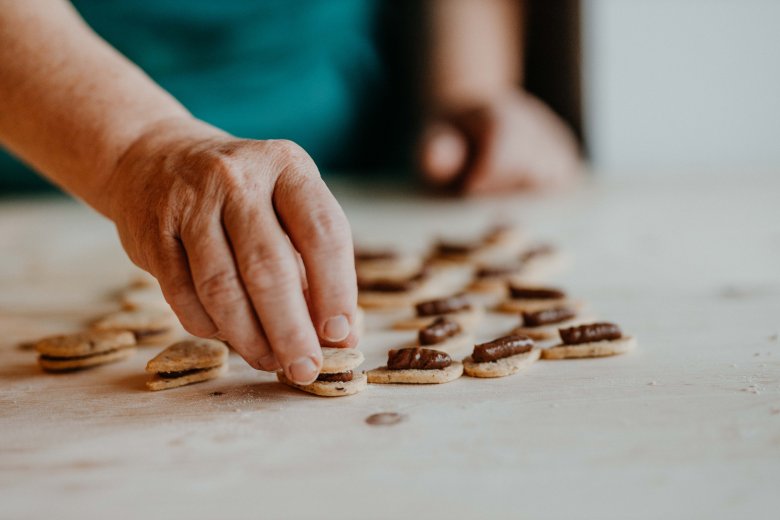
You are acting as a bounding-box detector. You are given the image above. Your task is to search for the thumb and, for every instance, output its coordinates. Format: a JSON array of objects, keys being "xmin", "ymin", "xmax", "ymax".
[{"xmin": 418, "ymin": 122, "xmax": 469, "ymax": 187}]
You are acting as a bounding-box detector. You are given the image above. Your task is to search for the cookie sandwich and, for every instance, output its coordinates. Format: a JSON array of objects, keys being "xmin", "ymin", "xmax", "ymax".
[
  {"xmin": 277, "ymin": 347, "xmax": 367, "ymax": 397},
  {"xmin": 92, "ymin": 308, "xmax": 182, "ymax": 345},
  {"xmin": 355, "ymin": 248, "xmax": 425, "ymax": 282},
  {"xmin": 367, "ymin": 347, "xmax": 463, "ymax": 384},
  {"xmin": 146, "ymin": 339, "xmax": 229, "ymax": 391},
  {"xmin": 542, "ymin": 322, "xmax": 636, "ymax": 360},
  {"xmin": 463, "ymin": 334, "xmax": 540, "ymax": 378},
  {"xmin": 35, "ymin": 330, "xmax": 137, "ymax": 372},
  {"xmin": 496, "ymin": 284, "xmax": 579, "ymax": 314},
  {"xmin": 511, "ymin": 305, "xmax": 593, "ymax": 341},
  {"xmin": 431, "ymin": 224, "xmax": 525, "ymax": 266},
  {"xmin": 358, "ymin": 267, "xmax": 445, "ymax": 309},
  {"xmin": 393, "ymin": 293, "xmax": 483, "ymax": 330}
]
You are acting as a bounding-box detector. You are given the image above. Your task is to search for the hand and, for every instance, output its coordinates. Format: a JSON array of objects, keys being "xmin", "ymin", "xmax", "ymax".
[
  {"xmin": 418, "ymin": 90, "xmax": 582, "ymax": 194},
  {"xmin": 106, "ymin": 118, "xmax": 358, "ymax": 384}
]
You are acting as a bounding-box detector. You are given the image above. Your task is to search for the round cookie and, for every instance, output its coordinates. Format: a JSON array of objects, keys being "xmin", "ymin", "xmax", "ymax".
[
  {"xmin": 393, "ymin": 306, "xmax": 484, "ymax": 331},
  {"xmin": 92, "ymin": 308, "xmax": 182, "ymax": 345},
  {"xmin": 463, "ymin": 348, "xmax": 541, "ymax": 378},
  {"xmin": 38, "ymin": 347, "xmax": 137, "ymax": 372},
  {"xmin": 541, "ymin": 336, "xmax": 637, "ymax": 360},
  {"xmin": 366, "ymin": 361, "xmax": 463, "ymax": 384},
  {"xmin": 512, "ymin": 315, "xmax": 596, "ymax": 341},
  {"xmin": 147, "ymin": 364, "xmax": 229, "ymax": 391},
  {"xmin": 409, "ymin": 333, "xmax": 474, "ymax": 356},
  {"xmin": 277, "ymin": 371, "xmax": 368, "ymax": 397},
  {"xmin": 320, "ymin": 347, "xmax": 364, "ymax": 374},
  {"xmin": 35, "ymin": 330, "xmax": 136, "ymax": 358},
  {"xmin": 146, "ymin": 339, "xmax": 228, "ymax": 374}
]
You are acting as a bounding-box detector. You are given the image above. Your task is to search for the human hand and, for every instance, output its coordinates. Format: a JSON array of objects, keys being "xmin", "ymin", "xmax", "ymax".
[
  {"xmin": 106, "ymin": 118, "xmax": 357, "ymax": 384},
  {"xmin": 418, "ymin": 90, "xmax": 582, "ymax": 194}
]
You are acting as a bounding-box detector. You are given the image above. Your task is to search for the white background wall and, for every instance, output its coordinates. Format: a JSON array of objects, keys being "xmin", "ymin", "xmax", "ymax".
[{"xmin": 582, "ymin": 0, "xmax": 780, "ymax": 174}]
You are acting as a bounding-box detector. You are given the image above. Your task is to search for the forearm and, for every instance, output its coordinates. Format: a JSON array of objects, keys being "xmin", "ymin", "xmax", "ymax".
[
  {"xmin": 0, "ymin": 0, "xmax": 196, "ymax": 215},
  {"xmin": 423, "ymin": 0, "xmax": 524, "ymax": 111}
]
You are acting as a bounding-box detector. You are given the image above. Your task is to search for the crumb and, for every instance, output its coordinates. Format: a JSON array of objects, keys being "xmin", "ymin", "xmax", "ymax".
[
  {"xmin": 233, "ymin": 408, "xmax": 242, "ymax": 413},
  {"xmin": 771, "ymin": 408, "xmax": 780, "ymax": 415},
  {"xmin": 741, "ymin": 385, "xmax": 761, "ymax": 395},
  {"xmin": 730, "ymin": 363, "xmax": 738, "ymax": 368},
  {"xmin": 208, "ymin": 391, "xmax": 224, "ymax": 397},
  {"xmin": 647, "ymin": 381, "xmax": 657, "ymax": 386},
  {"xmin": 754, "ymin": 353, "xmax": 761, "ymax": 357},
  {"xmin": 768, "ymin": 334, "xmax": 778, "ymax": 341}
]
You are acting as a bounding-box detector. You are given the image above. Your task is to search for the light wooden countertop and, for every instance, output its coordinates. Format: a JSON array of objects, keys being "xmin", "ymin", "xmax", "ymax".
[{"xmin": 1, "ymin": 173, "xmax": 779, "ymax": 519}]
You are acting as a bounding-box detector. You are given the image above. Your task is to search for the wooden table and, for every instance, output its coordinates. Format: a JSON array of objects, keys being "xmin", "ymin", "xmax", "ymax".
[{"xmin": 2, "ymin": 173, "xmax": 779, "ymax": 519}]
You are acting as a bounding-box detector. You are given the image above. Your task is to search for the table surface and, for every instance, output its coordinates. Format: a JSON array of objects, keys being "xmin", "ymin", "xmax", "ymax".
[{"xmin": 1, "ymin": 173, "xmax": 779, "ymax": 520}]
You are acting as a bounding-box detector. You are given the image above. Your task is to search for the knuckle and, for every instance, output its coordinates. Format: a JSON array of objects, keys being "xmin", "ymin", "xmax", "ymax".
[
  {"xmin": 242, "ymin": 248, "xmax": 299, "ymax": 293},
  {"xmin": 196, "ymin": 269, "xmax": 243, "ymax": 307},
  {"xmin": 269, "ymin": 139, "xmax": 318, "ymax": 176},
  {"xmin": 304, "ymin": 206, "xmax": 351, "ymax": 249}
]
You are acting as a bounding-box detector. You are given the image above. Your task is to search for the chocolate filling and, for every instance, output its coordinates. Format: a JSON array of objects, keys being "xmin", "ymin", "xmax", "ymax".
[
  {"xmin": 475, "ymin": 265, "xmax": 521, "ymax": 279},
  {"xmin": 134, "ymin": 328, "xmax": 168, "ymax": 340},
  {"xmin": 358, "ymin": 269, "xmax": 428, "ymax": 293},
  {"xmin": 316, "ymin": 370, "xmax": 354, "ymax": 383},
  {"xmin": 472, "ymin": 334, "xmax": 534, "ymax": 363},
  {"xmin": 522, "ymin": 306, "xmax": 577, "ymax": 327},
  {"xmin": 156, "ymin": 367, "xmax": 213, "ymax": 379},
  {"xmin": 387, "ymin": 347, "xmax": 452, "ymax": 370},
  {"xmin": 435, "ymin": 241, "xmax": 480, "ymax": 255},
  {"xmin": 508, "ymin": 285, "xmax": 566, "ymax": 300},
  {"xmin": 415, "ymin": 294, "xmax": 471, "ymax": 317},
  {"xmin": 418, "ymin": 317, "xmax": 462, "ymax": 345},
  {"xmin": 355, "ymin": 250, "xmax": 398, "ymax": 262},
  {"xmin": 520, "ymin": 243, "xmax": 555, "ymax": 263},
  {"xmin": 559, "ymin": 323, "xmax": 622, "ymax": 345}
]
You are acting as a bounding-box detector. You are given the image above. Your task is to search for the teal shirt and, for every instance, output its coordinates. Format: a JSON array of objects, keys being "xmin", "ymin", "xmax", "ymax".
[{"xmin": 0, "ymin": 0, "xmax": 391, "ymax": 192}]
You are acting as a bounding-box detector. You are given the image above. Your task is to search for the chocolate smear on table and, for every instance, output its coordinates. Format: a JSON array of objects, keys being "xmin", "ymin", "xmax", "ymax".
[
  {"xmin": 365, "ymin": 412, "xmax": 407, "ymax": 426},
  {"xmin": 522, "ymin": 306, "xmax": 577, "ymax": 327},
  {"xmin": 387, "ymin": 347, "xmax": 452, "ymax": 370},
  {"xmin": 418, "ymin": 317, "xmax": 462, "ymax": 345},
  {"xmin": 559, "ymin": 323, "xmax": 622, "ymax": 345},
  {"xmin": 472, "ymin": 334, "xmax": 534, "ymax": 363},
  {"xmin": 415, "ymin": 294, "xmax": 471, "ymax": 317},
  {"xmin": 508, "ymin": 285, "xmax": 566, "ymax": 300}
]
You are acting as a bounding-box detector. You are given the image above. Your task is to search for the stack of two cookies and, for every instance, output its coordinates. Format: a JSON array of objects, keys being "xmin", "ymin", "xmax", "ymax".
[{"xmin": 278, "ymin": 348, "xmax": 367, "ymax": 397}]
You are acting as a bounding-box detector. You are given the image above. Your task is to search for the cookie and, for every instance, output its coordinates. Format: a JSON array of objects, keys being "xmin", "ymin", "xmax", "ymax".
[
  {"xmin": 92, "ymin": 308, "xmax": 181, "ymax": 345},
  {"xmin": 356, "ymin": 252, "xmax": 425, "ymax": 282},
  {"xmin": 277, "ymin": 347, "xmax": 367, "ymax": 397},
  {"xmin": 320, "ymin": 347, "xmax": 365, "ymax": 374},
  {"xmin": 35, "ymin": 330, "xmax": 137, "ymax": 372},
  {"xmin": 358, "ymin": 271, "xmax": 448, "ymax": 309},
  {"xmin": 512, "ymin": 316, "xmax": 594, "ymax": 341},
  {"xmin": 431, "ymin": 225, "xmax": 526, "ymax": 266},
  {"xmin": 541, "ymin": 336, "xmax": 637, "ymax": 359},
  {"xmin": 367, "ymin": 362, "xmax": 463, "ymax": 384},
  {"xmin": 463, "ymin": 348, "xmax": 541, "ymax": 378},
  {"xmin": 404, "ymin": 332, "xmax": 474, "ymax": 356},
  {"xmin": 277, "ymin": 371, "xmax": 368, "ymax": 397},
  {"xmin": 145, "ymin": 339, "xmax": 229, "ymax": 391},
  {"xmin": 147, "ymin": 364, "xmax": 229, "ymax": 391},
  {"xmin": 120, "ymin": 286, "xmax": 171, "ymax": 312},
  {"xmin": 393, "ymin": 307, "xmax": 483, "ymax": 330}
]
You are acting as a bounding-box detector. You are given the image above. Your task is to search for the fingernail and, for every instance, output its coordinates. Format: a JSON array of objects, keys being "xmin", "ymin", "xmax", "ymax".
[
  {"xmin": 322, "ymin": 315, "xmax": 350, "ymax": 342},
  {"xmin": 288, "ymin": 356, "xmax": 319, "ymax": 385}
]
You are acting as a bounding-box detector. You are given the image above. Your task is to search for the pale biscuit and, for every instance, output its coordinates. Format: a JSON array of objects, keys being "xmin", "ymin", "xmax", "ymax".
[
  {"xmin": 392, "ymin": 306, "xmax": 483, "ymax": 330},
  {"xmin": 462, "ymin": 347, "xmax": 541, "ymax": 378},
  {"xmin": 366, "ymin": 361, "xmax": 463, "ymax": 384},
  {"xmin": 320, "ymin": 347, "xmax": 365, "ymax": 374},
  {"xmin": 35, "ymin": 330, "xmax": 136, "ymax": 357},
  {"xmin": 277, "ymin": 371, "xmax": 368, "ymax": 397},
  {"xmin": 433, "ymin": 227, "xmax": 526, "ymax": 266},
  {"xmin": 496, "ymin": 298, "xmax": 581, "ymax": 314},
  {"xmin": 356, "ymin": 255, "xmax": 424, "ymax": 282},
  {"xmin": 541, "ymin": 336, "xmax": 637, "ymax": 360},
  {"xmin": 120, "ymin": 286, "xmax": 171, "ymax": 312},
  {"xmin": 145, "ymin": 339, "xmax": 228, "ymax": 374},
  {"xmin": 512, "ymin": 315, "xmax": 595, "ymax": 341},
  {"xmin": 146, "ymin": 363, "xmax": 228, "ymax": 391},
  {"xmin": 38, "ymin": 346, "xmax": 137, "ymax": 372},
  {"xmin": 358, "ymin": 282, "xmax": 447, "ymax": 309},
  {"xmin": 92, "ymin": 308, "xmax": 181, "ymax": 345}
]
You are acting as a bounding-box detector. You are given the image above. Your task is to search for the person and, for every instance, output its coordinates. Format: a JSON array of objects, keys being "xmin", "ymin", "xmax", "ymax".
[{"xmin": 0, "ymin": 0, "xmax": 580, "ymax": 386}]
